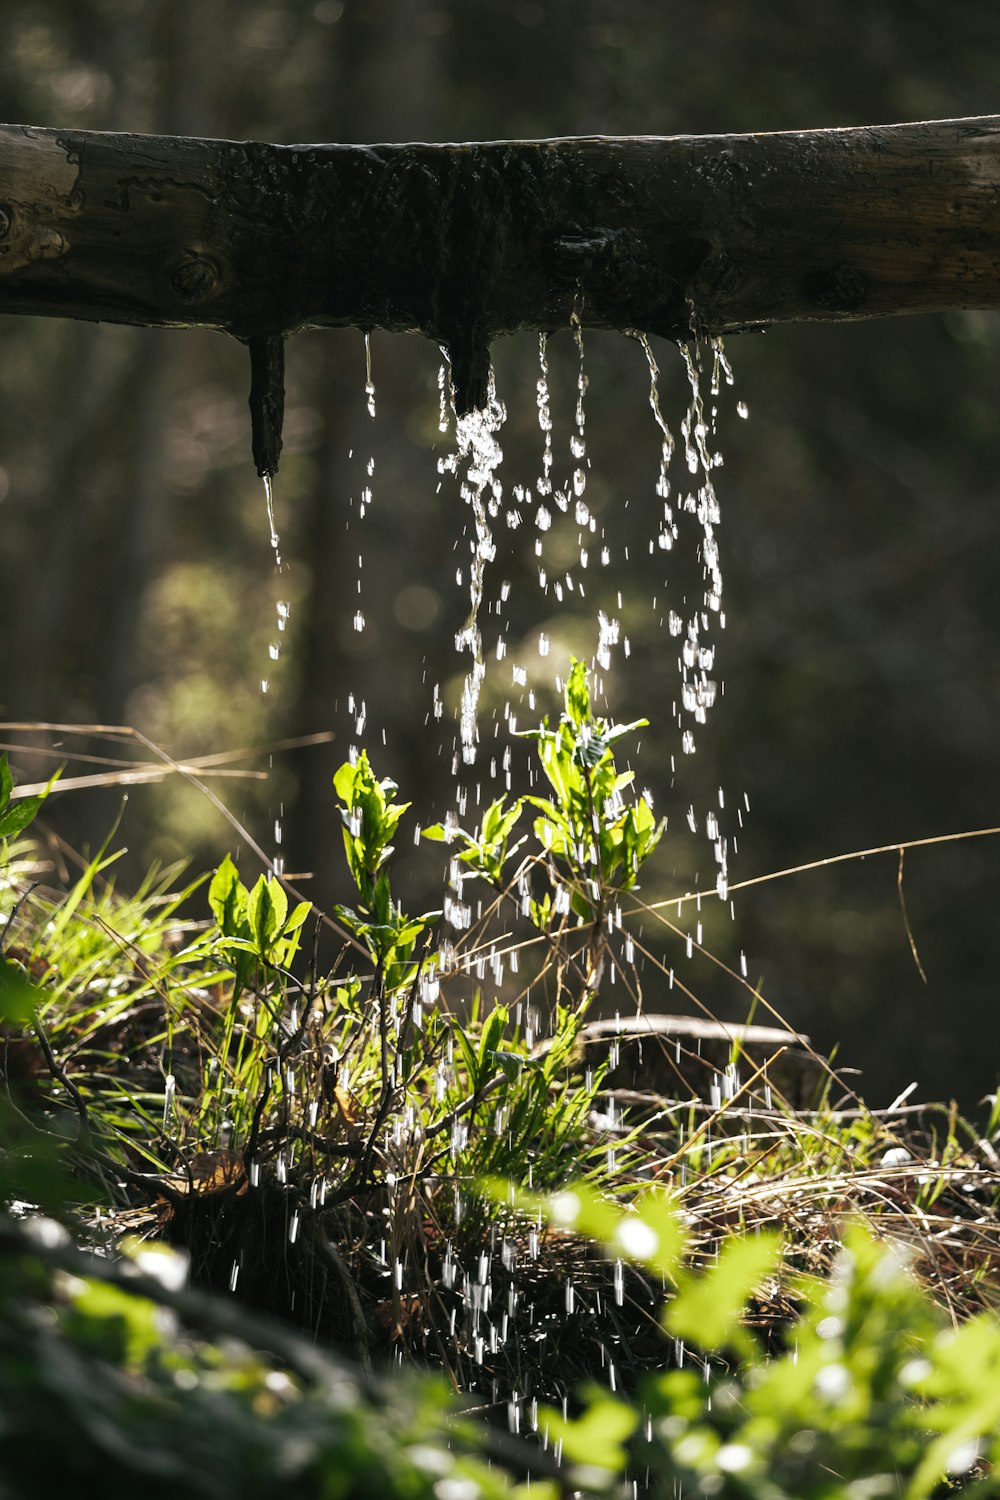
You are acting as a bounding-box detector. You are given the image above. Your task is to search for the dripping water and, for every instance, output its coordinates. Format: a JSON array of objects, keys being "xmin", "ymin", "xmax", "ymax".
[
  {"xmin": 259, "ymin": 470, "xmax": 291, "ymax": 872},
  {"xmin": 438, "ymin": 368, "xmax": 505, "ymax": 767},
  {"xmin": 263, "ymin": 472, "xmax": 282, "ymax": 568},
  {"xmin": 364, "ymin": 330, "xmax": 376, "ymax": 419}
]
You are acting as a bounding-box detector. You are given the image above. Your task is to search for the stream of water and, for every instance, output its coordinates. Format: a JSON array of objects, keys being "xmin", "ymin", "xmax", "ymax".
[
  {"xmin": 425, "ymin": 322, "xmax": 739, "ymax": 944},
  {"xmin": 251, "ymin": 322, "xmax": 748, "ymax": 1434}
]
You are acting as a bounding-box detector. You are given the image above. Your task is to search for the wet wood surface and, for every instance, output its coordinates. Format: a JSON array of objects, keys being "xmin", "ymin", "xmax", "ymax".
[{"xmin": 1, "ymin": 115, "xmax": 999, "ymax": 439}]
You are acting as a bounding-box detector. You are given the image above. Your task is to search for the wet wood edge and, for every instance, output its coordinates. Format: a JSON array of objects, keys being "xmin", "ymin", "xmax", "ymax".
[{"xmin": 1, "ymin": 116, "xmax": 998, "ymax": 457}]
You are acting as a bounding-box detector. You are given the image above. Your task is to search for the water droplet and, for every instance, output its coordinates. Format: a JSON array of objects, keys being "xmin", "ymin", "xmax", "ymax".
[
  {"xmin": 261, "ymin": 473, "xmax": 282, "ymax": 570},
  {"xmin": 364, "ymin": 330, "xmax": 376, "ymax": 418}
]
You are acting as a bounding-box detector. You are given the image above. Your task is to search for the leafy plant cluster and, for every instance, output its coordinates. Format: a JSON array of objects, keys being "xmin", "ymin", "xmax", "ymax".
[
  {"xmin": 4, "ymin": 669, "xmax": 1000, "ymax": 1495},
  {"xmin": 513, "ymin": 1180, "xmax": 1000, "ymax": 1497},
  {"xmin": 0, "ymin": 668, "xmax": 670, "ymax": 1396},
  {"xmin": 0, "ymin": 1205, "xmax": 542, "ymax": 1500}
]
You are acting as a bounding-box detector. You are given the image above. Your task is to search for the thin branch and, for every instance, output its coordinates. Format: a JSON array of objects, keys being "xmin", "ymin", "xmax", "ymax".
[
  {"xmin": 640, "ymin": 823, "xmax": 1000, "ymax": 915},
  {"xmin": 897, "ymin": 846, "xmax": 929, "ymax": 984},
  {"xmin": 31, "ymin": 1012, "xmax": 89, "ymax": 1140}
]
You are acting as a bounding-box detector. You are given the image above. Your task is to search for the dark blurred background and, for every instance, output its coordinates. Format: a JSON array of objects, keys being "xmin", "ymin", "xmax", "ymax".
[{"xmin": 2, "ymin": 0, "xmax": 1000, "ymax": 1111}]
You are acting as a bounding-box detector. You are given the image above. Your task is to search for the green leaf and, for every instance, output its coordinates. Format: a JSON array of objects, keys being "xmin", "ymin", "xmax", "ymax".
[
  {"xmin": 605, "ymin": 718, "xmax": 649, "ymax": 743},
  {"xmin": 664, "ymin": 1230, "xmax": 782, "ymax": 1355},
  {"xmin": 209, "ymin": 936, "xmax": 261, "ymax": 957},
  {"xmin": 540, "ymin": 1393, "xmax": 636, "ymax": 1471},
  {"xmin": 0, "ymin": 955, "xmax": 41, "ymax": 1025},
  {"xmin": 528, "ymin": 890, "xmax": 552, "ymax": 931},
  {"xmin": 493, "ymin": 1049, "xmax": 523, "ymax": 1083},
  {"xmin": 247, "ymin": 875, "xmax": 286, "ymax": 956},
  {"xmin": 569, "ymin": 888, "xmax": 594, "ymax": 921},
  {"xmin": 372, "ymin": 868, "xmax": 392, "ymax": 926},
  {"xmin": 565, "ymin": 658, "xmax": 592, "ymax": 726},
  {"xmin": 393, "ymin": 918, "xmax": 428, "ymax": 948},
  {"xmin": 284, "ymin": 900, "xmax": 312, "ymax": 936},
  {"xmin": 478, "ymin": 1004, "xmax": 509, "ymax": 1073},
  {"xmin": 208, "ymin": 854, "xmax": 248, "ymax": 937},
  {"xmin": 0, "ymin": 754, "xmax": 60, "ymax": 840},
  {"xmin": 541, "ymin": 1006, "xmax": 583, "ymax": 1076},
  {"xmin": 0, "ymin": 794, "xmax": 46, "ymax": 840}
]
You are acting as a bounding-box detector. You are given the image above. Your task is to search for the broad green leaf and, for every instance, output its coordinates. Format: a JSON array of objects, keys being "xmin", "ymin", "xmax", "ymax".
[
  {"xmin": 540, "ymin": 1393, "xmax": 636, "ymax": 1471},
  {"xmin": 208, "ymin": 854, "xmax": 248, "ymax": 936},
  {"xmin": 0, "ymin": 794, "xmax": 45, "ymax": 839},
  {"xmin": 247, "ymin": 875, "xmax": 286, "ymax": 956},
  {"xmin": 372, "ymin": 868, "xmax": 392, "ymax": 926},
  {"xmin": 283, "ymin": 900, "xmax": 312, "ymax": 935},
  {"xmin": 332, "ymin": 758, "xmax": 358, "ymax": 804},
  {"xmin": 569, "ymin": 888, "xmax": 594, "ymax": 921},
  {"xmin": 393, "ymin": 919, "xmax": 428, "ymax": 948},
  {"xmin": 493, "ymin": 1049, "xmax": 523, "ymax": 1083},
  {"xmin": 0, "ymin": 955, "xmax": 41, "ymax": 1024},
  {"xmin": 0, "ymin": 756, "xmax": 60, "ymax": 840},
  {"xmin": 210, "ymin": 936, "xmax": 262, "ymax": 957},
  {"xmin": 664, "ymin": 1230, "xmax": 782, "ymax": 1355}
]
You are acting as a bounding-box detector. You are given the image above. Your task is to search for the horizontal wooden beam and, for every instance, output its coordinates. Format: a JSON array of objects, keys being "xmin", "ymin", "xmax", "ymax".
[{"xmin": 1, "ymin": 117, "xmax": 999, "ymax": 468}]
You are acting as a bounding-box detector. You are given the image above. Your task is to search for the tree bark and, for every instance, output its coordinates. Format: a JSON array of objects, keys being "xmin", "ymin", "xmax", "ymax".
[{"xmin": 2, "ymin": 116, "xmax": 1000, "ymax": 458}]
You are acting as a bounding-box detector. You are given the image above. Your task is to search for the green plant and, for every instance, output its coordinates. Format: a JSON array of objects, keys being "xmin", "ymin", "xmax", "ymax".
[
  {"xmin": 26, "ymin": 669, "xmax": 655, "ymax": 1402},
  {"xmin": 425, "ymin": 657, "xmax": 664, "ymax": 990},
  {"xmin": 5, "ymin": 688, "xmax": 1000, "ymax": 1495},
  {"xmin": 0, "ymin": 1206, "xmax": 558, "ymax": 1500},
  {"xmin": 515, "ymin": 1181, "xmax": 1000, "ymax": 1497},
  {"xmin": 0, "ymin": 752, "xmax": 52, "ymax": 845}
]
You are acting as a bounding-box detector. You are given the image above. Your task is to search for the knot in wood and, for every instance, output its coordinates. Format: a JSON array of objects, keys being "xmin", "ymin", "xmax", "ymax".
[
  {"xmin": 170, "ymin": 252, "xmax": 220, "ymax": 303},
  {"xmin": 700, "ymin": 251, "xmax": 746, "ymax": 299},
  {"xmin": 0, "ymin": 206, "xmax": 11, "ymax": 240}
]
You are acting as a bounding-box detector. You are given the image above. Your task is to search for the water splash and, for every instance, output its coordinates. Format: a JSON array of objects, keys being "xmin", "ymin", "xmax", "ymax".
[
  {"xmin": 570, "ymin": 308, "xmax": 589, "ymax": 499},
  {"xmin": 536, "ymin": 334, "xmax": 553, "ymax": 496},
  {"xmin": 439, "ymin": 369, "xmax": 505, "ymax": 766},
  {"xmin": 636, "ymin": 332, "xmax": 676, "ymax": 542}
]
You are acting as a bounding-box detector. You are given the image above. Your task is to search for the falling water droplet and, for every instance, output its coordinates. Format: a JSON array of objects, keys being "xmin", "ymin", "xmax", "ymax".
[
  {"xmin": 445, "ymin": 369, "xmax": 505, "ymax": 766},
  {"xmin": 263, "ymin": 472, "xmax": 282, "ymax": 569},
  {"xmin": 364, "ymin": 330, "xmax": 376, "ymax": 418}
]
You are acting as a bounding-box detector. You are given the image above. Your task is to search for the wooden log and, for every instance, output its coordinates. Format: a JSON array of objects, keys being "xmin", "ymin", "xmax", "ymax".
[{"xmin": 2, "ymin": 117, "xmax": 999, "ymax": 460}]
